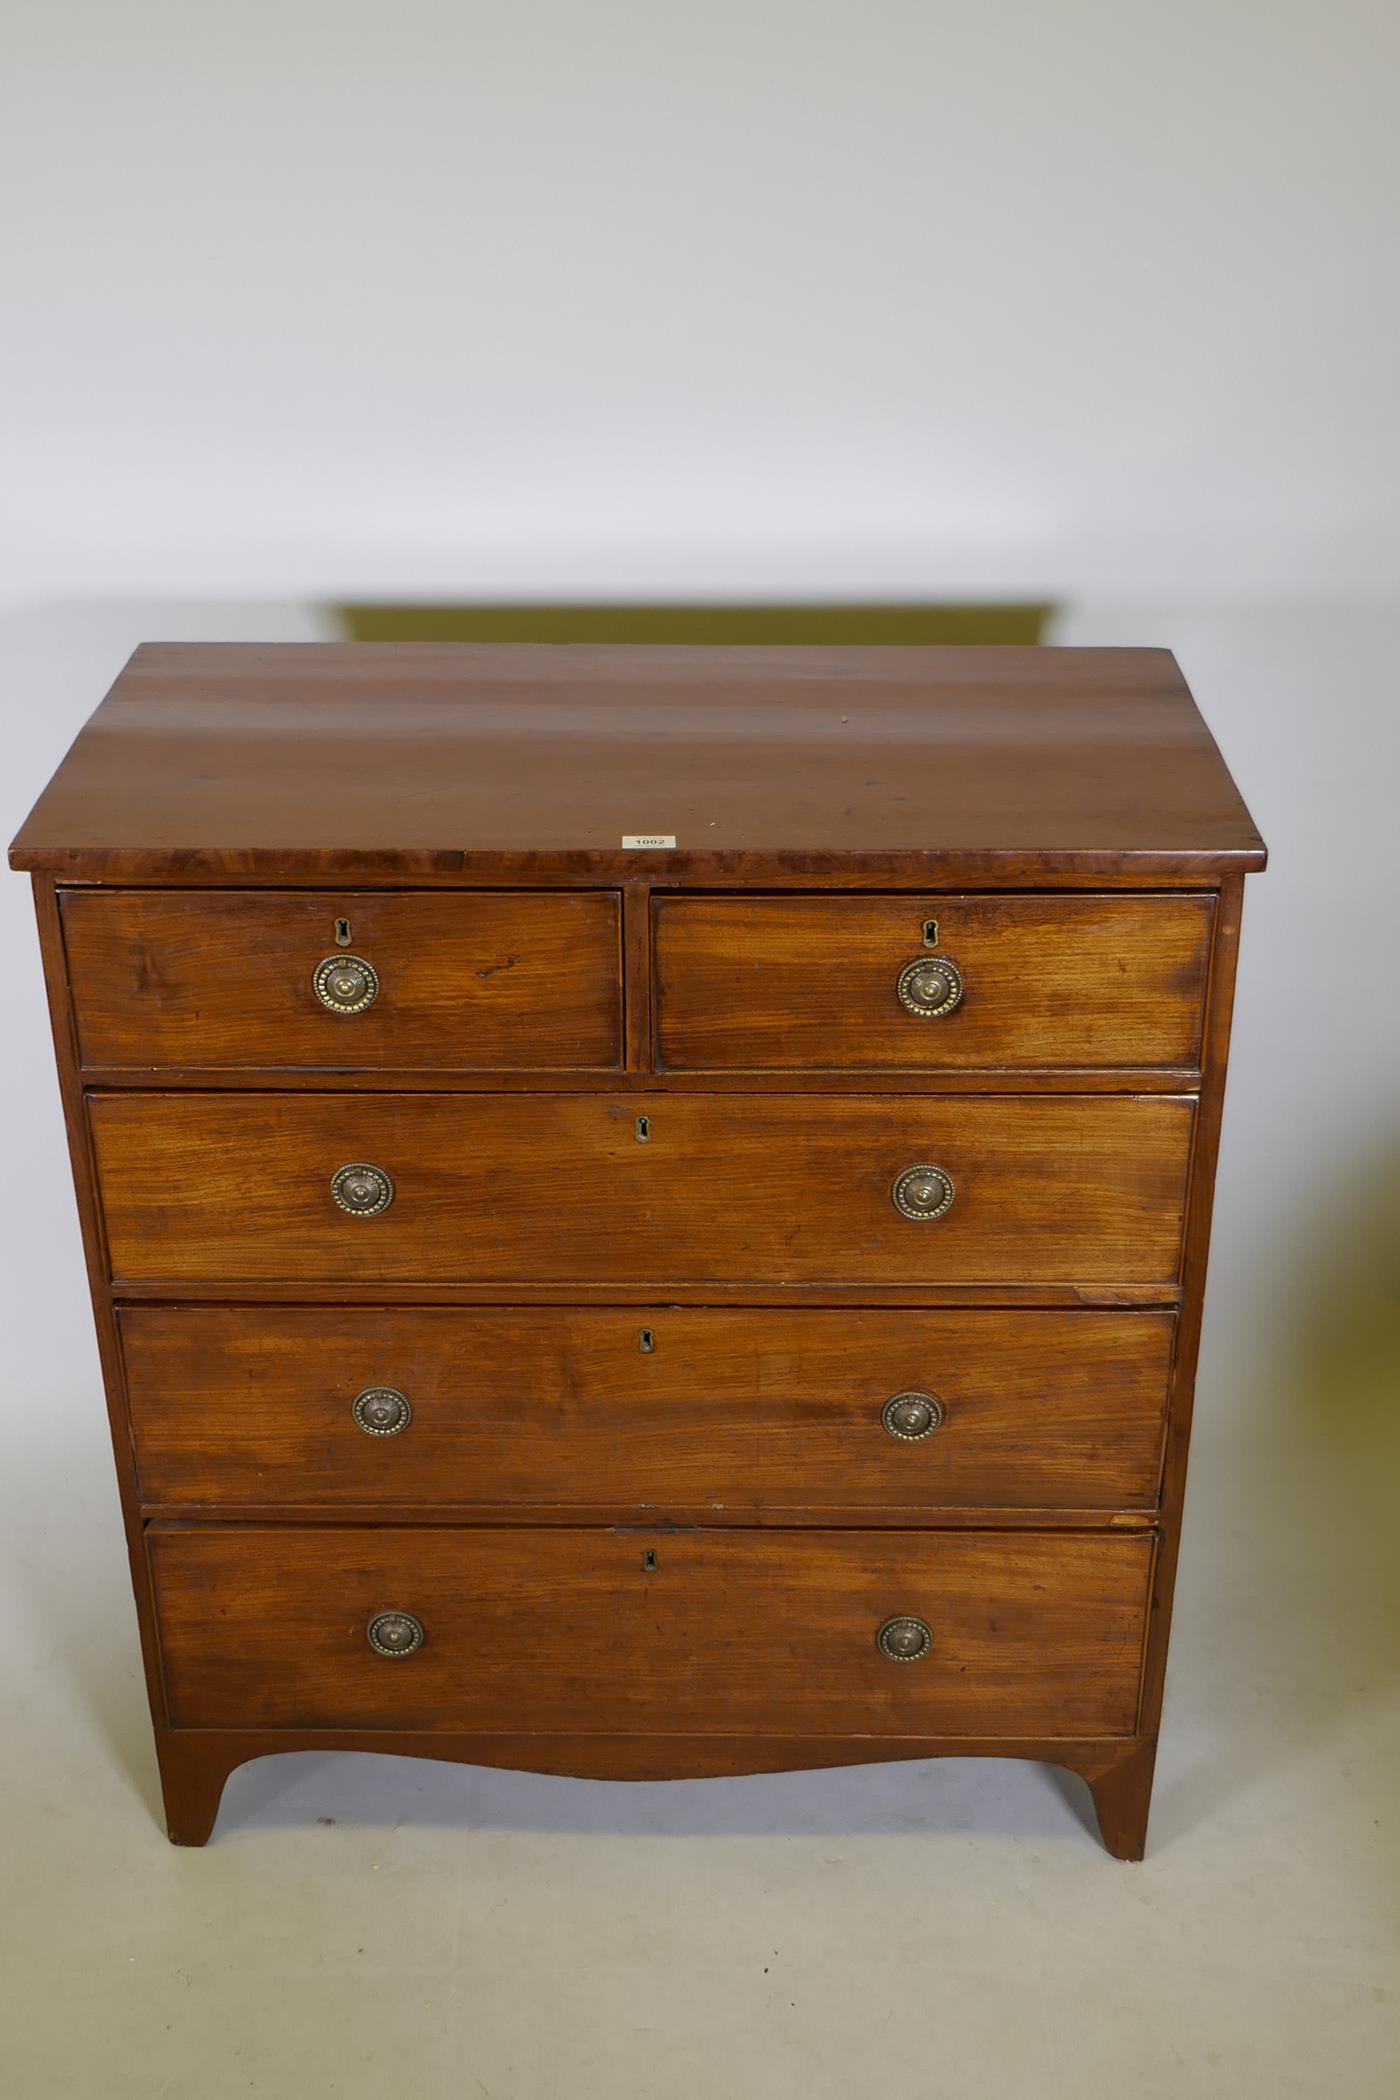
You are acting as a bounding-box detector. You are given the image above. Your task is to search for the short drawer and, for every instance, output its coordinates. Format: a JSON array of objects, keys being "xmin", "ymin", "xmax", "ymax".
[
  {"xmin": 653, "ymin": 893, "xmax": 1213, "ymax": 1071},
  {"xmin": 92, "ymin": 1092, "xmax": 1193, "ymax": 1286},
  {"xmin": 61, "ymin": 889, "xmax": 622, "ymax": 1071},
  {"xmin": 122, "ymin": 1307, "xmax": 1174, "ymax": 1511},
  {"xmin": 149, "ymin": 1524, "xmax": 1153, "ymax": 1735}
]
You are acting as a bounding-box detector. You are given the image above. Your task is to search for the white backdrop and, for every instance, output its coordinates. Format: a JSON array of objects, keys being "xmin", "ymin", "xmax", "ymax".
[{"xmin": 4, "ymin": 1, "xmax": 1399, "ymax": 600}]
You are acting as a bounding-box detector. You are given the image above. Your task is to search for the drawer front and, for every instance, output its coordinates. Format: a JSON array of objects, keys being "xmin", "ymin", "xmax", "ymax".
[
  {"xmin": 122, "ymin": 1307, "xmax": 1174, "ymax": 1510},
  {"xmin": 654, "ymin": 893, "xmax": 1213, "ymax": 1071},
  {"xmin": 61, "ymin": 889, "xmax": 622, "ymax": 1071},
  {"xmin": 92, "ymin": 1092, "xmax": 1192, "ymax": 1286},
  {"xmin": 149, "ymin": 1525, "xmax": 1152, "ymax": 1736}
]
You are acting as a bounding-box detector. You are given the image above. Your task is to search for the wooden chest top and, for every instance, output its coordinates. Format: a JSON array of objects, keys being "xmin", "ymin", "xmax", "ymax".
[{"xmin": 8, "ymin": 642, "xmax": 1265, "ymax": 883}]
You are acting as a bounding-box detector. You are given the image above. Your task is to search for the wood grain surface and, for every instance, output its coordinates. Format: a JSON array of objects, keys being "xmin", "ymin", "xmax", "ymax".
[
  {"xmin": 148, "ymin": 1523, "xmax": 1153, "ymax": 1737},
  {"xmin": 62, "ymin": 888, "xmax": 622, "ymax": 1071},
  {"xmin": 91, "ymin": 1091, "xmax": 1193, "ymax": 1287},
  {"xmin": 120, "ymin": 1305, "xmax": 1175, "ymax": 1512},
  {"xmin": 9, "ymin": 643, "xmax": 1266, "ymax": 882},
  {"xmin": 654, "ymin": 891, "xmax": 1213, "ymax": 1071}
]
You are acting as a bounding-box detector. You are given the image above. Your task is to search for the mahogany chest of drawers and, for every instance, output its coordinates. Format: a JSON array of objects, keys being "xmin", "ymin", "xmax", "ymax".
[{"xmin": 10, "ymin": 642, "xmax": 1265, "ymax": 1856}]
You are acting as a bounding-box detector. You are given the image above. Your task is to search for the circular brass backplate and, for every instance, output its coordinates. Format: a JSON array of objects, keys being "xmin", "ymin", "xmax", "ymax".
[
  {"xmin": 877, "ymin": 1615, "xmax": 933, "ymax": 1663},
  {"xmin": 313, "ymin": 954, "xmax": 380, "ymax": 1014},
  {"xmin": 352, "ymin": 1387, "xmax": 413, "ymax": 1436},
  {"xmin": 881, "ymin": 1391, "xmax": 944, "ymax": 1441},
  {"xmin": 367, "ymin": 1610, "xmax": 424, "ymax": 1658},
  {"xmin": 896, "ymin": 954, "xmax": 964, "ymax": 1018},
  {"xmin": 891, "ymin": 1165, "xmax": 955, "ymax": 1221},
  {"xmin": 331, "ymin": 1163, "xmax": 395, "ymax": 1217}
]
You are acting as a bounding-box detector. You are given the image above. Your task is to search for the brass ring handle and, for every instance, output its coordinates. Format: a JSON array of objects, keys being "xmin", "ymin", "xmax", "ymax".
[
  {"xmin": 313, "ymin": 954, "xmax": 380, "ymax": 1014},
  {"xmin": 896, "ymin": 954, "xmax": 963, "ymax": 1018},
  {"xmin": 891, "ymin": 1165, "xmax": 955, "ymax": 1221},
  {"xmin": 877, "ymin": 1615, "xmax": 933, "ymax": 1663},
  {"xmin": 352, "ymin": 1387, "xmax": 412, "ymax": 1437},
  {"xmin": 367, "ymin": 1610, "xmax": 424, "ymax": 1658},
  {"xmin": 881, "ymin": 1391, "xmax": 944, "ymax": 1441},
  {"xmin": 331, "ymin": 1162, "xmax": 395, "ymax": 1217}
]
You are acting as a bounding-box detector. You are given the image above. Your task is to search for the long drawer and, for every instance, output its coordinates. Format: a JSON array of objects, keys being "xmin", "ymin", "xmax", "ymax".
[
  {"xmin": 149, "ymin": 1525, "xmax": 1153, "ymax": 1736},
  {"xmin": 61, "ymin": 888, "xmax": 623, "ymax": 1072},
  {"xmin": 121, "ymin": 1306, "xmax": 1174, "ymax": 1510},
  {"xmin": 91, "ymin": 1092, "xmax": 1193, "ymax": 1286},
  {"xmin": 653, "ymin": 892, "xmax": 1214, "ymax": 1072}
]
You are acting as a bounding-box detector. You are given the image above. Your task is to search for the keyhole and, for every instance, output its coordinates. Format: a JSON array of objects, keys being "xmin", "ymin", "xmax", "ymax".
[
  {"xmin": 635, "ymin": 1116, "xmax": 651, "ymax": 1142},
  {"xmin": 335, "ymin": 918, "xmax": 353, "ymax": 948},
  {"xmin": 922, "ymin": 919, "xmax": 939, "ymax": 948},
  {"xmin": 642, "ymin": 1549, "xmax": 657, "ymax": 1571},
  {"xmin": 638, "ymin": 1328, "xmax": 655, "ymax": 1354}
]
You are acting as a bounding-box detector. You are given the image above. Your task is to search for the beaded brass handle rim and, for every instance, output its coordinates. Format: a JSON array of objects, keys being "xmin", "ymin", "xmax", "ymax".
[
  {"xmin": 352, "ymin": 1387, "xmax": 412, "ymax": 1437},
  {"xmin": 312, "ymin": 954, "xmax": 380, "ymax": 1014},
  {"xmin": 891, "ymin": 1165, "xmax": 955, "ymax": 1221},
  {"xmin": 896, "ymin": 954, "xmax": 964, "ymax": 1019},
  {"xmin": 331, "ymin": 1162, "xmax": 395, "ymax": 1217},
  {"xmin": 877, "ymin": 1615, "xmax": 933, "ymax": 1663},
  {"xmin": 881, "ymin": 1391, "xmax": 944, "ymax": 1441},
  {"xmin": 367, "ymin": 1610, "xmax": 424, "ymax": 1658}
]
